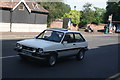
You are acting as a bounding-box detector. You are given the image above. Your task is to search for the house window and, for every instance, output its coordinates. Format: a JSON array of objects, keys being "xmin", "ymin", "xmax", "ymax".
[{"xmin": 19, "ymin": 5, "xmax": 24, "ymax": 10}]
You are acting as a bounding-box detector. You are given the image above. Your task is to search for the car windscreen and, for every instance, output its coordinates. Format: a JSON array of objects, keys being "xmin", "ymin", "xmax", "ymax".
[{"xmin": 36, "ymin": 30, "xmax": 64, "ymax": 42}]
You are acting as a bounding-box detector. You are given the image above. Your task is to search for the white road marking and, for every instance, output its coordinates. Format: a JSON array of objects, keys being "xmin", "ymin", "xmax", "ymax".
[
  {"xmin": 0, "ymin": 55, "xmax": 19, "ymax": 59},
  {"xmin": 106, "ymin": 73, "xmax": 120, "ymax": 80},
  {"xmin": 109, "ymin": 73, "xmax": 120, "ymax": 78}
]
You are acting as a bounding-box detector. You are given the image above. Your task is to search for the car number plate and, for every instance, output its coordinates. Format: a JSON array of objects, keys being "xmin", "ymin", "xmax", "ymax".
[{"xmin": 22, "ymin": 50, "xmax": 32, "ymax": 55}]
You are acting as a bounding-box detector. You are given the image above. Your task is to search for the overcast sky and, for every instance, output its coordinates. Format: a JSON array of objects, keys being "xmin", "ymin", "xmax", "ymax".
[{"xmin": 64, "ymin": 0, "xmax": 108, "ymax": 10}]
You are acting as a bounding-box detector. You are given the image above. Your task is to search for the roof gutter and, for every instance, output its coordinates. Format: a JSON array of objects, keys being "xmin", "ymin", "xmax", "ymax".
[{"xmin": 31, "ymin": 10, "xmax": 49, "ymax": 15}]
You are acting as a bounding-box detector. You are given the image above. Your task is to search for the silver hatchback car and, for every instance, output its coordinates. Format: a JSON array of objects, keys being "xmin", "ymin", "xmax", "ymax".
[{"xmin": 14, "ymin": 28, "xmax": 88, "ymax": 66}]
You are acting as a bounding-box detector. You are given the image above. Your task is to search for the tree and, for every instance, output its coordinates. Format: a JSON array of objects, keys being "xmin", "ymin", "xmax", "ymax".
[
  {"xmin": 63, "ymin": 10, "xmax": 81, "ymax": 25},
  {"xmin": 38, "ymin": 2, "xmax": 71, "ymax": 27},
  {"xmin": 79, "ymin": 3, "xmax": 106, "ymax": 27},
  {"xmin": 83, "ymin": 3, "xmax": 92, "ymax": 12},
  {"xmin": 80, "ymin": 3, "xmax": 94, "ymax": 27},
  {"xmin": 93, "ymin": 7, "xmax": 106, "ymax": 23},
  {"xmin": 104, "ymin": 1, "xmax": 120, "ymax": 22}
]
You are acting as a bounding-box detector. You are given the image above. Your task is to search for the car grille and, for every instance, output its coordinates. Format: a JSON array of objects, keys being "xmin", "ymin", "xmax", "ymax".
[
  {"xmin": 22, "ymin": 46, "xmax": 41, "ymax": 57},
  {"xmin": 22, "ymin": 45, "xmax": 35, "ymax": 51}
]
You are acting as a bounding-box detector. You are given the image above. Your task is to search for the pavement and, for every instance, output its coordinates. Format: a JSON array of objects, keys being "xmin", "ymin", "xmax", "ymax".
[
  {"xmin": 0, "ymin": 32, "xmax": 39, "ymax": 39},
  {"xmin": 0, "ymin": 31, "xmax": 119, "ymax": 40}
]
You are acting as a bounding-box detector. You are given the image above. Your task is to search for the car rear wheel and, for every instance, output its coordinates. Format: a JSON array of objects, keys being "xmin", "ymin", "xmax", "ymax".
[
  {"xmin": 47, "ymin": 55, "xmax": 57, "ymax": 66},
  {"xmin": 76, "ymin": 50, "xmax": 85, "ymax": 61}
]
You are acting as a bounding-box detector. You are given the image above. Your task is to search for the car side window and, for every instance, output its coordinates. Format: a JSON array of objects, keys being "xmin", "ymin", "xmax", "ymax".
[
  {"xmin": 74, "ymin": 33, "xmax": 85, "ymax": 42},
  {"xmin": 63, "ymin": 33, "xmax": 74, "ymax": 43}
]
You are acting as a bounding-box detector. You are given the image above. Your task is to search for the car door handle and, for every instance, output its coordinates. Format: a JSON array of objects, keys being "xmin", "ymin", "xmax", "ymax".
[{"xmin": 73, "ymin": 44, "xmax": 76, "ymax": 45}]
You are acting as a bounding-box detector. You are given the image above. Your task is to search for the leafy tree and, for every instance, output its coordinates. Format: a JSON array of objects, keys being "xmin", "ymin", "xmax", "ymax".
[
  {"xmin": 104, "ymin": 1, "xmax": 120, "ymax": 22},
  {"xmin": 63, "ymin": 10, "xmax": 81, "ymax": 25},
  {"xmin": 83, "ymin": 3, "xmax": 92, "ymax": 12},
  {"xmin": 93, "ymin": 7, "xmax": 106, "ymax": 23},
  {"xmin": 79, "ymin": 3, "xmax": 106, "ymax": 27},
  {"xmin": 80, "ymin": 3, "xmax": 94, "ymax": 27},
  {"xmin": 38, "ymin": 2, "xmax": 71, "ymax": 27}
]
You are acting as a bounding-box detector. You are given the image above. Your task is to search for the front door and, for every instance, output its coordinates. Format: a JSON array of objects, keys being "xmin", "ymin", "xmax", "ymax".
[{"xmin": 58, "ymin": 33, "xmax": 78, "ymax": 57}]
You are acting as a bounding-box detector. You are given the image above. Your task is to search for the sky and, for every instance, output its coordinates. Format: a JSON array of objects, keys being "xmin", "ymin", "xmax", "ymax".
[{"xmin": 64, "ymin": 0, "xmax": 108, "ymax": 11}]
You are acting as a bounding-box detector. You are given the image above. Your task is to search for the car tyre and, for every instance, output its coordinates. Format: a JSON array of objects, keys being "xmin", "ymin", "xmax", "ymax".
[
  {"xmin": 76, "ymin": 50, "xmax": 85, "ymax": 61},
  {"xmin": 47, "ymin": 54, "xmax": 57, "ymax": 66}
]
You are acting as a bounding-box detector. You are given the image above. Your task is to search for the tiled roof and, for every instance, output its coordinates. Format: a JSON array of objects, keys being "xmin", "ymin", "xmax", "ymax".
[
  {"xmin": 0, "ymin": 1, "xmax": 49, "ymax": 13},
  {"xmin": 26, "ymin": 2, "xmax": 49, "ymax": 13},
  {"xmin": 0, "ymin": 2, "xmax": 18, "ymax": 8}
]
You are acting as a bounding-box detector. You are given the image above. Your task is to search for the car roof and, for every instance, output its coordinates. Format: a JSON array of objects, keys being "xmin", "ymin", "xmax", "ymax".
[{"xmin": 46, "ymin": 28, "xmax": 80, "ymax": 33}]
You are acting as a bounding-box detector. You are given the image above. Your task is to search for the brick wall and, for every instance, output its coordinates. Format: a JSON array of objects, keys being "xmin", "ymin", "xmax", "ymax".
[{"xmin": 49, "ymin": 21, "xmax": 63, "ymax": 28}]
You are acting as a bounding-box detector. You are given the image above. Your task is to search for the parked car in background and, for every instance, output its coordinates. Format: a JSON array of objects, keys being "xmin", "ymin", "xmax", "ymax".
[
  {"xmin": 14, "ymin": 28, "xmax": 88, "ymax": 66},
  {"xmin": 115, "ymin": 24, "xmax": 120, "ymax": 33}
]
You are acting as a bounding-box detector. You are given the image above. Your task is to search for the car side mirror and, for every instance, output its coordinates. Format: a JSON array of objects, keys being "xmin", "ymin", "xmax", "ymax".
[
  {"xmin": 62, "ymin": 41, "xmax": 67, "ymax": 44},
  {"xmin": 34, "ymin": 36, "xmax": 37, "ymax": 39}
]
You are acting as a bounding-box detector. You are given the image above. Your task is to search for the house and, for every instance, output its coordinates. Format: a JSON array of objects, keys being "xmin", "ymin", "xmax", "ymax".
[{"xmin": 0, "ymin": 0, "xmax": 49, "ymax": 32}]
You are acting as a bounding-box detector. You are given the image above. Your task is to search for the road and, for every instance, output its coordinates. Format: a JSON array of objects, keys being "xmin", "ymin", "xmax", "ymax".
[{"xmin": 1, "ymin": 35, "xmax": 120, "ymax": 79}]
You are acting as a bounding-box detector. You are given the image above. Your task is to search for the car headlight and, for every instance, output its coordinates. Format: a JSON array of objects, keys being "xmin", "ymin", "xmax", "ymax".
[
  {"xmin": 16, "ymin": 43, "xmax": 22, "ymax": 49},
  {"xmin": 36, "ymin": 48, "xmax": 43, "ymax": 53},
  {"xmin": 32, "ymin": 49, "xmax": 36, "ymax": 53}
]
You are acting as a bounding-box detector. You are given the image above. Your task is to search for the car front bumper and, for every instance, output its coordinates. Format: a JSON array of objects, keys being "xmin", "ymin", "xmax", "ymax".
[
  {"xmin": 18, "ymin": 53, "xmax": 47, "ymax": 61},
  {"xmin": 14, "ymin": 47, "xmax": 49, "ymax": 61}
]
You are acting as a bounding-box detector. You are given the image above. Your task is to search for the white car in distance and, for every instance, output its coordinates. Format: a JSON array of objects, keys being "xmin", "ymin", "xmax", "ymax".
[{"xmin": 14, "ymin": 28, "xmax": 88, "ymax": 66}]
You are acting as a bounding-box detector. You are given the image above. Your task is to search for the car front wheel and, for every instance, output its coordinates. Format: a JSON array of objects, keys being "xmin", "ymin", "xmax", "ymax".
[
  {"xmin": 76, "ymin": 50, "xmax": 85, "ymax": 61},
  {"xmin": 47, "ymin": 55, "xmax": 57, "ymax": 66}
]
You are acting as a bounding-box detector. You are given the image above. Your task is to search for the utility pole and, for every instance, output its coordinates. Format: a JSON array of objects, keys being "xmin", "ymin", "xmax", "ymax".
[
  {"xmin": 10, "ymin": 11, "xmax": 12, "ymax": 32},
  {"xmin": 108, "ymin": 14, "xmax": 113, "ymax": 33},
  {"xmin": 10, "ymin": 0, "xmax": 13, "ymax": 32}
]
